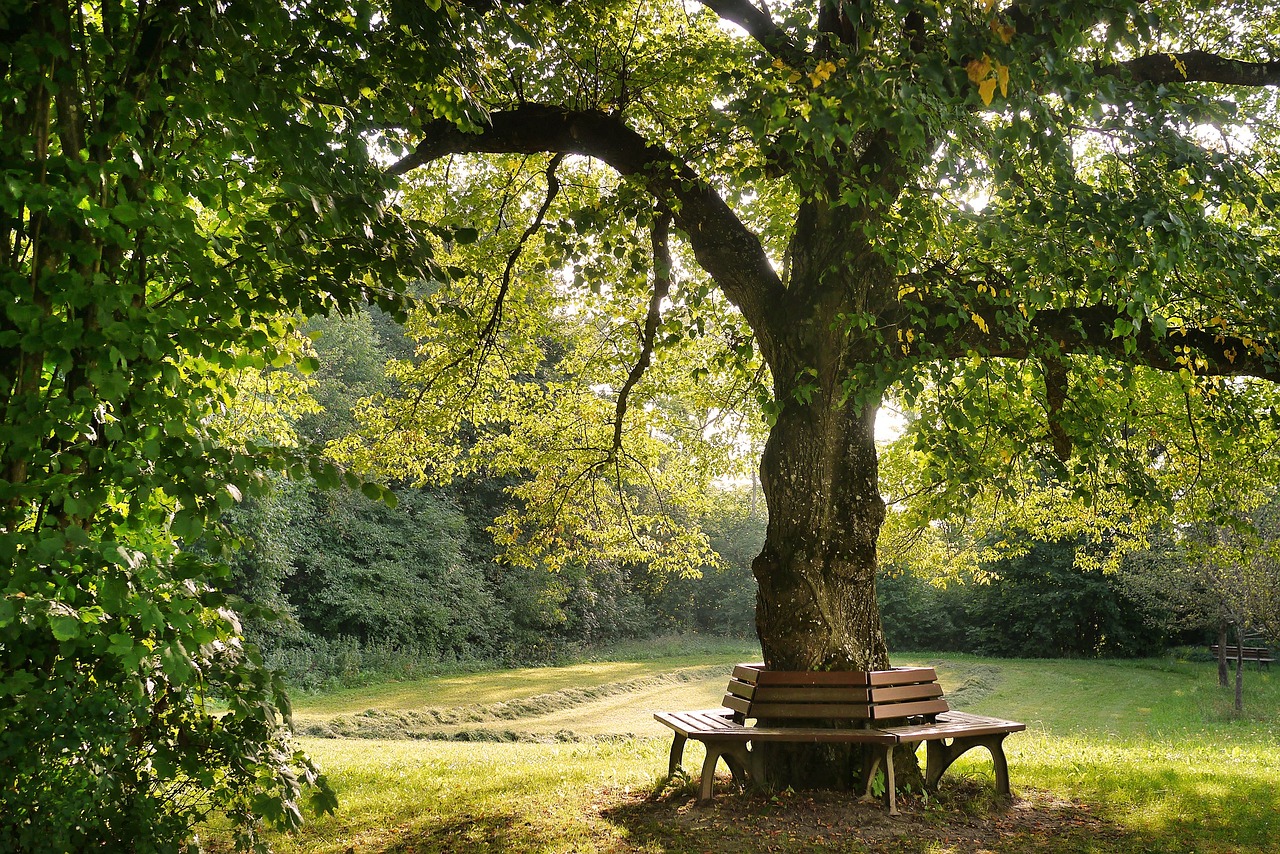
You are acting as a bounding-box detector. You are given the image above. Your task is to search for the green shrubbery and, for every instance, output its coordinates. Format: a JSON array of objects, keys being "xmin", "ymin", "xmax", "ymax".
[{"xmin": 879, "ymin": 538, "xmax": 1175, "ymax": 658}]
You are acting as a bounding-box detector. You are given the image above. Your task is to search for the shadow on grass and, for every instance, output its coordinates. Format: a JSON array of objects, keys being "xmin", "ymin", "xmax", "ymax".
[
  {"xmin": 601, "ymin": 777, "xmax": 1176, "ymax": 854},
  {"xmin": 373, "ymin": 813, "xmax": 522, "ymax": 853}
]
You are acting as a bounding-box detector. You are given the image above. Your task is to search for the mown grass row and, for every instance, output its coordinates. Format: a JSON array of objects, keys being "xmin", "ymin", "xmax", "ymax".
[{"xmin": 204, "ymin": 649, "xmax": 1279, "ymax": 853}]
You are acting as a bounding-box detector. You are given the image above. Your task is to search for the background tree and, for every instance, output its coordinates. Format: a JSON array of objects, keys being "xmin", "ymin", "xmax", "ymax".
[
  {"xmin": 0, "ymin": 0, "xmax": 447, "ymax": 847},
  {"xmin": 345, "ymin": 0, "xmax": 1280, "ymax": 789}
]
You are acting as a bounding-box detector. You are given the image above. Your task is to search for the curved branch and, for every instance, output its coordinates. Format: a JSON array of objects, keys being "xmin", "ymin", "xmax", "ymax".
[
  {"xmin": 611, "ymin": 212, "xmax": 672, "ymax": 457},
  {"xmin": 390, "ymin": 104, "xmax": 788, "ymax": 363},
  {"xmin": 484, "ymin": 152, "xmax": 564, "ymax": 345},
  {"xmin": 700, "ymin": 0, "xmax": 808, "ymax": 66},
  {"xmin": 1104, "ymin": 50, "xmax": 1280, "ymax": 88}
]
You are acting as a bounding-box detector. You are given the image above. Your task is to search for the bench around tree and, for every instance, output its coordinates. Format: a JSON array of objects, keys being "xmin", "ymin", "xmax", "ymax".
[{"xmin": 654, "ymin": 664, "xmax": 1025, "ymax": 815}]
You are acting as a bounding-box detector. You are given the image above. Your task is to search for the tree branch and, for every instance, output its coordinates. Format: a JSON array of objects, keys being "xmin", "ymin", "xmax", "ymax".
[
  {"xmin": 933, "ymin": 300, "xmax": 1280, "ymax": 380},
  {"xmin": 390, "ymin": 104, "xmax": 788, "ymax": 364},
  {"xmin": 610, "ymin": 212, "xmax": 672, "ymax": 457},
  {"xmin": 699, "ymin": 0, "xmax": 808, "ymax": 66},
  {"xmin": 1103, "ymin": 50, "xmax": 1280, "ymax": 87},
  {"xmin": 483, "ymin": 153, "xmax": 564, "ymax": 346}
]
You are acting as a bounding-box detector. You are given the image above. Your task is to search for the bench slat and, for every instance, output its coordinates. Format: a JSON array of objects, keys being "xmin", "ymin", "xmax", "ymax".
[
  {"xmin": 742, "ymin": 725, "xmax": 897, "ymax": 745},
  {"xmin": 869, "ymin": 682, "xmax": 944, "ymax": 703},
  {"xmin": 866, "ymin": 667, "xmax": 938, "ymax": 686},
  {"xmin": 883, "ymin": 710, "xmax": 1025, "ymax": 740},
  {"xmin": 749, "ymin": 685, "xmax": 873, "ymax": 703},
  {"xmin": 725, "ymin": 678, "xmax": 756, "ymax": 700},
  {"xmin": 721, "ymin": 694, "xmax": 753, "ymax": 716},
  {"xmin": 748, "ymin": 701, "xmax": 872, "ymax": 719},
  {"xmin": 867, "ymin": 698, "xmax": 950, "ymax": 720}
]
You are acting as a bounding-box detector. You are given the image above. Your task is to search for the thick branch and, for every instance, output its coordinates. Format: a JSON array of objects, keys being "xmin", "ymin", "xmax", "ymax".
[
  {"xmin": 1104, "ymin": 50, "xmax": 1280, "ymax": 87},
  {"xmin": 390, "ymin": 104, "xmax": 787, "ymax": 364},
  {"xmin": 699, "ymin": 0, "xmax": 808, "ymax": 66},
  {"xmin": 937, "ymin": 301, "xmax": 1280, "ymax": 380}
]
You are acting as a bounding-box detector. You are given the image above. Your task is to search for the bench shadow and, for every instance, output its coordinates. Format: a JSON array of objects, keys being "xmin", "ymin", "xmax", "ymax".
[{"xmin": 603, "ymin": 778, "xmax": 1144, "ymax": 853}]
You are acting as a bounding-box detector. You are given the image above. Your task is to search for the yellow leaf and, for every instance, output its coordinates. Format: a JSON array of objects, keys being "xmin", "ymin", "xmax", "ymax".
[
  {"xmin": 966, "ymin": 55, "xmax": 992, "ymax": 84},
  {"xmin": 787, "ymin": 71, "xmax": 802, "ymax": 84},
  {"xmin": 906, "ymin": 329, "xmax": 916, "ymax": 343},
  {"xmin": 995, "ymin": 62, "xmax": 1010, "ymax": 97},
  {"xmin": 990, "ymin": 20, "xmax": 1016, "ymax": 43},
  {"xmin": 810, "ymin": 60, "xmax": 836, "ymax": 87},
  {"xmin": 1170, "ymin": 53, "xmax": 1188, "ymax": 78},
  {"xmin": 981, "ymin": 0, "xmax": 997, "ymax": 11},
  {"xmin": 978, "ymin": 77, "xmax": 997, "ymax": 105},
  {"xmin": 897, "ymin": 285, "xmax": 917, "ymax": 299},
  {"xmin": 971, "ymin": 312, "xmax": 989, "ymax": 334}
]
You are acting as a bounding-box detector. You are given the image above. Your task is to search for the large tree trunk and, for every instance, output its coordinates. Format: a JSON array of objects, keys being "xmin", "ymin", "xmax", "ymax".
[
  {"xmin": 750, "ymin": 393, "xmax": 895, "ymax": 790},
  {"xmin": 747, "ymin": 223, "xmax": 900, "ymax": 790},
  {"xmin": 754, "ymin": 399, "xmax": 888, "ymax": 671}
]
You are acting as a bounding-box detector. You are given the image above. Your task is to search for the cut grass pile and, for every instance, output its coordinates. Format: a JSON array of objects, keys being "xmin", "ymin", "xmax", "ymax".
[{"xmin": 204, "ymin": 649, "xmax": 1279, "ymax": 853}]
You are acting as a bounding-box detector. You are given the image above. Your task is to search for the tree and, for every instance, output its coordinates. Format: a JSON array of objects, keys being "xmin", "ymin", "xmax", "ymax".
[
  {"xmin": 348, "ymin": 0, "xmax": 1280, "ymax": 788},
  {"xmin": 0, "ymin": 0, "xmax": 446, "ymax": 847}
]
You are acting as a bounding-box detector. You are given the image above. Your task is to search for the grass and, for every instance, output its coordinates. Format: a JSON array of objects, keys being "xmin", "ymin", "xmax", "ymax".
[{"xmin": 204, "ymin": 648, "xmax": 1280, "ymax": 853}]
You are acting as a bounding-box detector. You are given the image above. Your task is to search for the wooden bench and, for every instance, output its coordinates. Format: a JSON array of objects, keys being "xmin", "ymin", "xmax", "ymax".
[
  {"xmin": 655, "ymin": 664, "xmax": 1025, "ymax": 815},
  {"xmin": 1208, "ymin": 645, "xmax": 1273, "ymax": 669}
]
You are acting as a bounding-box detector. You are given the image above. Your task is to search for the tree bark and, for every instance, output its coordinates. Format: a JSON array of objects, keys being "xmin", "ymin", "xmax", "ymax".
[
  {"xmin": 1234, "ymin": 624, "xmax": 1244, "ymax": 714},
  {"xmin": 1217, "ymin": 623, "xmax": 1229, "ymax": 688},
  {"xmin": 754, "ymin": 398, "xmax": 888, "ymax": 672}
]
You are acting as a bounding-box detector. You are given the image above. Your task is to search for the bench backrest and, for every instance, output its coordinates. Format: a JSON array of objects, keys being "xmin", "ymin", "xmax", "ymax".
[{"xmin": 722, "ymin": 664, "xmax": 948, "ymax": 724}]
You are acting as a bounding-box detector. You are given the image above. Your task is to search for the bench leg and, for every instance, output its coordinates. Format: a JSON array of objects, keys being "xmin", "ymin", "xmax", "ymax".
[
  {"xmin": 698, "ymin": 742, "xmax": 752, "ymax": 802},
  {"xmin": 858, "ymin": 745, "xmax": 899, "ymax": 816},
  {"xmin": 884, "ymin": 745, "xmax": 898, "ymax": 815},
  {"xmin": 667, "ymin": 734, "xmax": 688, "ymax": 776},
  {"xmin": 925, "ymin": 734, "xmax": 1011, "ymax": 797}
]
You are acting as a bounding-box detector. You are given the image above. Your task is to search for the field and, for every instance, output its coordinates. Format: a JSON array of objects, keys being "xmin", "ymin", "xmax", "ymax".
[{"xmin": 205, "ymin": 642, "xmax": 1280, "ymax": 853}]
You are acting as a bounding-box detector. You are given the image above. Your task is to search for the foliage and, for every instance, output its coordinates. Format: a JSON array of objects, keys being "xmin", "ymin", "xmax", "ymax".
[
  {"xmin": 878, "ymin": 537, "xmax": 1171, "ymax": 658},
  {"xmin": 0, "ymin": 0, "xmax": 446, "ymax": 847}
]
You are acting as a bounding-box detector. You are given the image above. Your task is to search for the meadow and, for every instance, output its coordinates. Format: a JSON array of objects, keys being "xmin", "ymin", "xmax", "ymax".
[{"xmin": 205, "ymin": 640, "xmax": 1280, "ymax": 853}]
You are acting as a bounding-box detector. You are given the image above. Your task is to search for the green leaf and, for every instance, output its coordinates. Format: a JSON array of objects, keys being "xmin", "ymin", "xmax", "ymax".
[{"xmin": 49, "ymin": 615, "xmax": 81, "ymax": 641}]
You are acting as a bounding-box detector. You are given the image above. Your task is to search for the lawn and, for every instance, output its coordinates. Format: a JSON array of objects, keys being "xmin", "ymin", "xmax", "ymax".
[{"xmin": 204, "ymin": 647, "xmax": 1279, "ymax": 853}]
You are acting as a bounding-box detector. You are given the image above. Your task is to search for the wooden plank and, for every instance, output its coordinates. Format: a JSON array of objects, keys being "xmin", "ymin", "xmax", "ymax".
[
  {"xmin": 724, "ymin": 678, "xmax": 756, "ymax": 701},
  {"xmin": 867, "ymin": 698, "xmax": 949, "ymax": 720},
  {"xmin": 885, "ymin": 711, "xmax": 1025, "ymax": 740},
  {"xmin": 753, "ymin": 670, "xmax": 871, "ymax": 687},
  {"xmin": 866, "ymin": 667, "xmax": 937, "ymax": 687},
  {"xmin": 721, "ymin": 693, "xmax": 753, "ymax": 716},
  {"xmin": 732, "ymin": 663, "xmax": 766, "ymax": 684},
  {"xmin": 749, "ymin": 701, "xmax": 871, "ymax": 719},
  {"xmin": 743, "ymin": 726, "xmax": 898, "ymax": 745},
  {"xmin": 868, "ymin": 683, "xmax": 944, "ymax": 703},
  {"xmin": 751, "ymin": 685, "xmax": 872, "ymax": 703}
]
